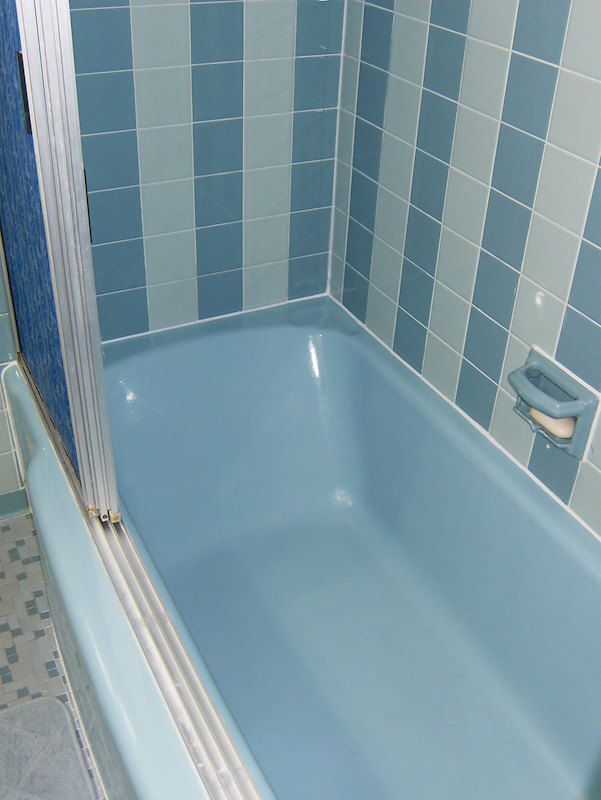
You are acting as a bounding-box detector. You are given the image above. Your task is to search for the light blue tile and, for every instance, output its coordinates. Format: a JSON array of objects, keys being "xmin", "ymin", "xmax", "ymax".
[
  {"xmin": 429, "ymin": 281, "xmax": 470, "ymax": 352},
  {"xmin": 366, "ymin": 285, "xmax": 397, "ymax": 346},
  {"xmin": 77, "ymin": 72, "xmax": 136, "ymax": 134},
  {"xmin": 416, "ymin": 90, "xmax": 457, "ymax": 163},
  {"xmin": 141, "ymin": 179, "xmax": 194, "ymax": 235},
  {"xmin": 289, "ymin": 253, "xmax": 328, "ymax": 298},
  {"xmin": 0, "ymin": 316, "xmax": 15, "ymax": 363},
  {"xmin": 443, "ymin": 169, "xmax": 489, "ymax": 246},
  {"xmin": 423, "ymin": 26, "xmax": 466, "ymax": 101},
  {"xmin": 294, "ymin": 56, "xmax": 340, "ymax": 111},
  {"xmin": 522, "ymin": 213, "xmax": 580, "ymax": 299},
  {"xmin": 491, "ymin": 124, "xmax": 544, "ymax": 208},
  {"xmin": 379, "ymin": 132, "xmax": 413, "ymax": 199},
  {"xmin": 192, "ymin": 62, "xmax": 243, "ymax": 121},
  {"xmin": 482, "ymin": 190, "xmax": 531, "ymax": 269},
  {"xmin": 511, "ymin": 276, "xmax": 564, "ymax": 354},
  {"xmin": 513, "ymin": 0, "xmax": 571, "ymax": 64},
  {"xmin": 193, "ymin": 119, "xmax": 242, "ymax": 176},
  {"xmin": 245, "ymin": 166, "xmax": 291, "ymax": 220},
  {"xmin": 561, "ymin": 0, "xmax": 601, "ymax": 81},
  {"xmin": 463, "ymin": 307, "xmax": 508, "ymax": 382},
  {"xmin": 148, "ymin": 278, "xmax": 197, "ymax": 330},
  {"xmin": 556, "ymin": 307, "xmax": 601, "ymax": 391},
  {"xmin": 570, "ymin": 462, "xmax": 601, "ymax": 531},
  {"xmin": 548, "ymin": 71, "xmax": 601, "ymax": 163},
  {"xmin": 374, "ymin": 187, "xmax": 408, "ymax": 253},
  {"xmin": 88, "ymin": 187, "xmax": 142, "ymax": 244},
  {"xmin": 244, "ymin": 1, "xmax": 296, "ymax": 60},
  {"xmin": 195, "ymin": 172, "xmax": 242, "ymax": 227},
  {"xmin": 245, "ymin": 59, "xmax": 294, "ymax": 116},
  {"xmin": 383, "ymin": 76, "xmax": 421, "ymax": 144},
  {"xmin": 137, "ymin": 125, "xmax": 192, "ymax": 184},
  {"xmin": 131, "ymin": 5, "xmax": 190, "ymax": 69},
  {"xmin": 502, "ymin": 54, "xmax": 557, "ymax": 138},
  {"xmin": 534, "ymin": 145, "xmax": 597, "ymax": 235},
  {"xmin": 451, "ymin": 106, "xmax": 499, "ymax": 184},
  {"xmin": 435, "ymin": 227, "xmax": 479, "ymax": 299},
  {"xmin": 456, "ymin": 359, "xmax": 497, "ymax": 429},
  {"xmin": 196, "ymin": 223, "xmax": 242, "ymax": 275},
  {"xmin": 389, "ymin": 14, "xmax": 428, "ymax": 84},
  {"xmin": 296, "ymin": 0, "xmax": 344, "ymax": 56},
  {"xmin": 489, "ymin": 388, "xmax": 534, "ymax": 465},
  {"xmin": 0, "ymin": 452, "xmax": 20, "ymax": 493},
  {"xmin": 244, "ymin": 114, "xmax": 292, "ymax": 169},
  {"xmin": 81, "ymin": 131, "xmax": 139, "ymax": 191},
  {"xmin": 135, "ymin": 67, "xmax": 192, "ymax": 128},
  {"xmin": 393, "ymin": 307, "xmax": 427, "ymax": 370},
  {"xmin": 569, "ymin": 241, "xmax": 601, "ymax": 325},
  {"xmin": 422, "ymin": 333, "xmax": 461, "ymax": 399},
  {"xmin": 71, "ymin": 9, "xmax": 132, "ymax": 74},
  {"xmin": 146, "ymin": 230, "xmax": 197, "ymax": 283},
  {"xmin": 191, "ymin": 3, "xmax": 243, "ymax": 64},
  {"xmin": 92, "ymin": 239, "xmax": 146, "ymax": 293},
  {"xmin": 198, "ymin": 269, "xmax": 243, "ymax": 319},
  {"xmin": 460, "ymin": 39, "xmax": 510, "ymax": 119},
  {"xmin": 244, "ymin": 216, "xmax": 289, "ymax": 267},
  {"xmin": 584, "ymin": 169, "xmax": 601, "ymax": 248},
  {"xmin": 528, "ymin": 434, "xmax": 578, "ymax": 503},
  {"xmin": 97, "ymin": 287, "xmax": 149, "ymax": 339},
  {"xmin": 468, "ymin": 0, "xmax": 519, "ymax": 47},
  {"xmin": 243, "ymin": 261, "xmax": 288, "ymax": 309}
]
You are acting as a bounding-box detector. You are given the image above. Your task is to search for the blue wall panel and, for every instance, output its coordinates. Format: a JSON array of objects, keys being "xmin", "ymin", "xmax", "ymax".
[{"xmin": 0, "ymin": 0, "xmax": 77, "ymax": 467}]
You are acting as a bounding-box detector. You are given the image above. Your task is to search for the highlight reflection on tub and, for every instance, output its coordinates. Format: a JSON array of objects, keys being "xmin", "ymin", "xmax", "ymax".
[{"xmin": 104, "ymin": 297, "xmax": 601, "ymax": 800}]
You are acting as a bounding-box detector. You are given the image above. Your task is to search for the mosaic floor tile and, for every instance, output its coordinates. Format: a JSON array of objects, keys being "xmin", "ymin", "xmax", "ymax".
[{"xmin": 0, "ymin": 512, "xmax": 106, "ymax": 800}]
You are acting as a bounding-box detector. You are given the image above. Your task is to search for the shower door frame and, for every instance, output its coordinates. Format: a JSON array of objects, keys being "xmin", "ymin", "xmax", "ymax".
[{"xmin": 14, "ymin": 0, "xmax": 119, "ymax": 522}]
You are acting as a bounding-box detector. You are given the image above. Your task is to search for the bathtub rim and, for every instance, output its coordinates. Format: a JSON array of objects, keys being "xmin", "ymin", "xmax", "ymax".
[{"xmin": 2, "ymin": 358, "xmax": 269, "ymax": 800}]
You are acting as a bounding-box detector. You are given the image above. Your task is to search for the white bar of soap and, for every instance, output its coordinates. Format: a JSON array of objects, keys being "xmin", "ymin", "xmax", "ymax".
[{"xmin": 529, "ymin": 407, "xmax": 575, "ymax": 439}]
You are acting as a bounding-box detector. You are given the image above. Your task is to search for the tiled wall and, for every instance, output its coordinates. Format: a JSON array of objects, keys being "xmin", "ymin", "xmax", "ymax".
[
  {"xmin": 71, "ymin": 0, "xmax": 343, "ymax": 340},
  {"xmin": 332, "ymin": 0, "xmax": 601, "ymax": 534}
]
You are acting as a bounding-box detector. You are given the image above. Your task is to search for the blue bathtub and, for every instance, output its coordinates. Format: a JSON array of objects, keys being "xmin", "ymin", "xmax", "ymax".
[{"xmin": 102, "ymin": 297, "xmax": 601, "ymax": 800}]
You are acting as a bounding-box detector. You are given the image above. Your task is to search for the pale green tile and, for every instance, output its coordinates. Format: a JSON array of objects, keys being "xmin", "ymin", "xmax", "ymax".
[
  {"xmin": 562, "ymin": 0, "xmax": 601, "ymax": 81},
  {"xmin": 335, "ymin": 160, "xmax": 352, "ymax": 213},
  {"xmin": 394, "ymin": 0, "xmax": 431, "ymax": 21},
  {"xmin": 138, "ymin": 125, "xmax": 193, "ymax": 184},
  {"xmin": 366, "ymin": 286, "xmax": 396, "ymax": 346},
  {"xmin": 0, "ymin": 451, "xmax": 20, "ymax": 494},
  {"xmin": 588, "ymin": 418, "xmax": 601, "ymax": 471},
  {"xmin": 429, "ymin": 281, "xmax": 469, "ymax": 352},
  {"xmin": 0, "ymin": 411, "xmax": 12, "ymax": 454},
  {"xmin": 468, "ymin": 0, "xmax": 519, "ymax": 47},
  {"xmin": 370, "ymin": 238, "xmax": 403, "ymax": 301},
  {"xmin": 245, "ymin": 1, "xmax": 296, "ymax": 60},
  {"xmin": 141, "ymin": 179, "xmax": 194, "ymax": 235},
  {"xmin": 511, "ymin": 277, "xmax": 565, "ymax": 354},
  {"xmin": 435, "ymin": 227, "xmax": 479, "ymax": 299},
  {"xmin": 383, "ymin": 76, "xmax": 421, "ymax": 144},
  {"xmin": 490, "ymin": 388, "xmax": 534, "ymax": 465},
  {"xmin": 244, "ymin": 114, "xmax": 292, "ymax": 169},
  {"xmin": 522, "ymin": 213, "xmax": 579, "ymax": 300},
  {"xmin": 379, "ymin": 133, "xmax": 413, "ymax": 200},
  {"xmin": 344, "ymin": 0, "xmax": 364, "ymax": 56},
  {"xmin": 341, "ymin": 57, "xmax": 359, "ymax": 114},
  {"xmin": 245, "ymin": 166, "xmax": 291, "ymax": 220},
  {"xmin": 244, "ymin": 261, "xmax": 288, "ymax": 309},
  {"xmin": 422, "ymin": 333, "xmax": 461, "ymax": 400},
  {"xmin": 374, "ymin": 189, "xmax": 408, "ymax": 253},
  {"xmin": 145, "ymin": 230, "xmax": 196, "ymax": 284},
  {"xmin": 389, "ymin": 15, "xmax": 428, "ymax": 85},
  {"xmin": 500, "ymin": 334, "xmax": 529, "ymax": 393},
  {"xmin": 548, "ymin": 70, "xmax": 601, "ymax": 163},
  {"xmin": 337, "ymin": 110, "xmax": 355, "ymax": 165},
  {"xmin": 451, "ymin": 106, "xmax": 499, "ymax": 184},
  {"xmin": 570, "ymin": 462, "xmax": 601, "ymax": 532},
  {"xmin": 135, "ymin": 67, "xmax": 192, "ymax": 128},
  {"xmin": 534, "ymin": 145, "xmax": 598, "ymax": 235},
  {"xmin": 332, "ymin": 208, "xmax": 348, "ymax": 260},
  {"xmin": 330, "ymin": 253, "xmax": 344, "ymax": 300},
  {"xmin": 244, "ymin": 216, "xmax": 289, "ymax": 267},
  {"xmin": 460, "ymin": 39, "xmax": 511, "ymax": 119},
  {"xmin": 148, "ymin": 278, "xmax": 197, "ymax": 330},
  {"xmin": 443, "ymin": 169, "xmax": 489, "ymax": 245},
  {"xmin": 245, "ymin": 59, "xmax": 294, "ymax": 116},
  {"xmin": 131, "ymin": 5, "xmax": 190, "ymax": 69}
]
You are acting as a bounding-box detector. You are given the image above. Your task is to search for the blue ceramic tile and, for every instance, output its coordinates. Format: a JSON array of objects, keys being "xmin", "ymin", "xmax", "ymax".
[
  {"xmin": 393, "ymin": 307, "xmax": 427, "ymax": 371},
  {"xmin": 404, "ymin": 206, "xmax": 441, "ymax": 275},
  {"xmin": 296, "ymin": 0, "xmax": 344, "ymax": 56},
  {"xmin": 289, "ymin": 253, "xmax": 329, "ymax": 298},
  {"xmin": 289, "ymin": 208, "xmax": 331, "ymax": 258},
  {"xmin": 463, "ymin": 307, "xmax": 508, "ymax": 381},
  {"xmin": 491, "ymin": 124, "xmax": 544, "ymax": 208},
  {"xmin": 482, "ymin": 190, "xmax": 531, "ymax": 269},
  {"xmin": 356, "ymin": 63, "xmax": 389, "ymax": 128},
  {"xmin": 430, "ymin": 0, "xmax": 471, "ymax": 33},
  {"xmin": 81, "ymin": 131, "xmax": 139, "ymax": 191},
  {"xmin": 368, "ymin": 0, "xmax": 394, "ymax": 10},
  {"xmin": 398, "ymin": 259, "xmax": 434, "ymax": 325},
  {"xmin": 192, "ymin": 63, "xmax": 243, "ymax": 121},
  {"xmin": 584, "ymin": 169, "xmax": 601, "ymax": 248},
  {"xmin": 513, "ymin": 0, "xmax": 571, "ymax": 65},
  {"xmin": 343, "ymin": 265, "xmax": 370, "ymax": 322},
  {"xmin": 0, "ymin": 489, "xmax": 29, "ymax": 519},
  {"xmin": 195, "ymin": 172, "xmax": 242, "ymax": 227},
  {"xmin": 528, "ymin": 434, "xmax": 578, "ymax": 503},
  {"xmin": 294, "ymin": 56, "xmax": 340, "ymax": 111},
  {"xmin": 193, "ymin": 119, "xmax": 242, "ymax": 176},
  {"xmin": 87, "ymin": 187, "xmax": 142, "ymax": 244},
  {"xmin": 292, "ymin": 110, "xmax": 337, "ymax": 163},
  {"xmin": 349, "ymin": 169, "xmax": 378, "ymax": 231},
  {"xmin": 71, "ymin": 9, "xmax": 132, "ymax": 74},
  {"xmin": 198, "ymin": 269, "xmax": 243, "ymax": 319},
  {"xmin": 346, "ymin": 218, "xmax": 374, "ymax": 278},
  {"xmin": 556, "ymin": 307, "xmax": 601, "ymax": 391},
  {"xmin": 569, "ymin": 242, "xmax": 601, "ymax": 325},
  {"xmin": 472, "ymin": 251, "xmax": 519, "ymax": 329},
  {"xmin": 191, "ymin": 3, "xmax": 243, "ymax": 64},
  {"xmin": 360, "ymin": 5, "xmax": 394, "ymax": 71},
  {"xmin": 291, "ymin": 160, "xmax": 334, "ymax": 211},
  {"xmin": 416, "ymin": 91, "xmax": 457, "ymax": 163},
  {"xmin": 502, "ymin": 54, "xmax": 557, "ymax": 138},
  {"xmin": 76, "ymin": 72, "xmax": 136, "ymax": 134},
  {"xmin": 410, "ymin": 150, "xmax": 449, "ymax": 221},
  {"xmin": 353, "ymin": 118, "xmax": 384, "ymax": 181},
  {"xmin": 456, "ymin": 360, "xmax": 497, "ymax": 429},
  {"xmin": 423, "ymin": 26, "xmax": 466, "ymax": 101},
  {"xmin": 92, "ymin": 239, "xmax": 145, "ymax": 294},
  {"xmin": 196, "ymin": 222, "xmax": 242, "ymax": 275},
  {"xmin": 97, "ymin": 287, "xmax": 149, "ymax": 340}
]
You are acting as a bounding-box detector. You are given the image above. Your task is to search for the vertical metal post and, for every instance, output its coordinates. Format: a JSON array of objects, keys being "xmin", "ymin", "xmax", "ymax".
[{"xmin": 14, "ymin": 0, "xmax": 120, "ymax": 522}]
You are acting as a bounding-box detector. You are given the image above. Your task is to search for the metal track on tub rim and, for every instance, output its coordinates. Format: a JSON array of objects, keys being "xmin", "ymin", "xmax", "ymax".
[{"xmin": 13, "ymin": 358, "xmax": 266, "ymax": 800}]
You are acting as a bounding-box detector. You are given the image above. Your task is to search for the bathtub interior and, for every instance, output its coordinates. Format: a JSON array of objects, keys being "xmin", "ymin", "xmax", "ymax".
[{"xmin": 103, "ymin": 297, "xmax": 601, "ymax": 800}]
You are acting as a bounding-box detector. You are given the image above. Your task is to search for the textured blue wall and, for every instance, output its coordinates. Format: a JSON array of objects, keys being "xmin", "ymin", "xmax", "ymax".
[{"xmin": 0, "ymin": 0, "xmax": 78, "ymax": 468}]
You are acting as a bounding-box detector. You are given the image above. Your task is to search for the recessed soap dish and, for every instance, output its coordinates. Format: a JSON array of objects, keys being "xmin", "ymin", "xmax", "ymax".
[{"xmin": 508, "ymin": 349, "xmax": 598, "ymax": 461}]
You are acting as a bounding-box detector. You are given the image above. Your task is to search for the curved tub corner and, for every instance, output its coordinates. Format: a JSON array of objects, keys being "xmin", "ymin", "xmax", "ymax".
[{"xmin": 2, "ymin": 362, "xmax": 209, "ymax": 800}]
